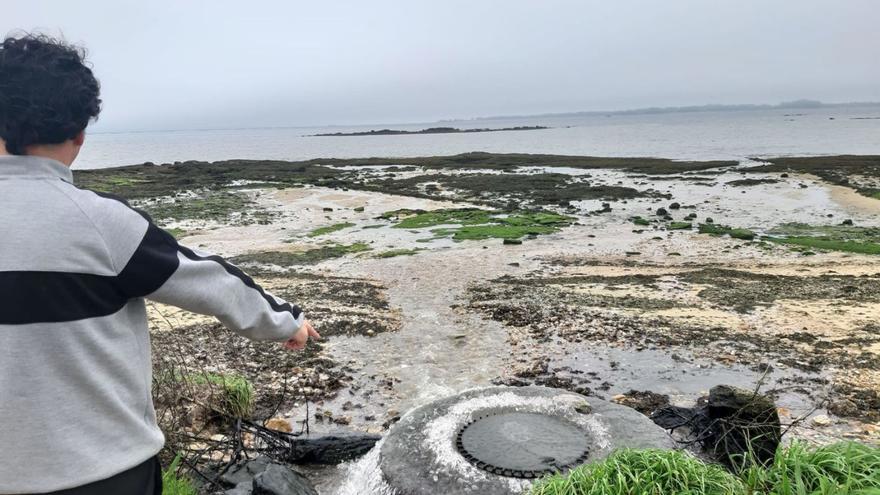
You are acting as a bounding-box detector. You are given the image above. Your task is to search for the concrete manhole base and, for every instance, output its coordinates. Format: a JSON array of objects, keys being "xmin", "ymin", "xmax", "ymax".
[{"xmin": 380, "ymin": 386, "xmax": 675, "ymax": 495}]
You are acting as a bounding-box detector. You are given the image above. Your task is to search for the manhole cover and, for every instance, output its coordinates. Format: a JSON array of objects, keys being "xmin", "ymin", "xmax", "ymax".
[{"xmin": 455, "ymin": 411, "xmax": 590, "ymax": 478}]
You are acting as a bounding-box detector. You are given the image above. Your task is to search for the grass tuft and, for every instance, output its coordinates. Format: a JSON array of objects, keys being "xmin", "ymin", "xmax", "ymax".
[
  {"xmin": 530, "ymin": 442, "xmax": 880, "ymax": 495},
  {"xmin": 531, "ymin": 449, "xmax": 742, "ymax": 495},
  {"xmin": 188, "ymin": 372, "xmax": 254, "ymax": 418},
  {"xmin": 162, "ymin": 455, "xmax": 198, "ymax": 495}
]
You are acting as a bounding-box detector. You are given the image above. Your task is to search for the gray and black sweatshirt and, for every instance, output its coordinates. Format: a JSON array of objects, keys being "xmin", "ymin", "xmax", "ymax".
[{"xmin": 0, "ymin": 155, "xmax": 304, "ymax": 493}]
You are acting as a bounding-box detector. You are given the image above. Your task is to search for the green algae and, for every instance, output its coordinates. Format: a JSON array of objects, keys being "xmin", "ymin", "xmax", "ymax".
[
  {"xmin": 382, "ymin": 208, "xmax": 574, "ymax": 242},
  {"xmin": 307, "ymin": 222, "xmax": 355, "ymax": 237},
  {"xmin": 631, "ymin": 216, "xmax": 651, "ymax": 226},
  {"xmin": 231, "ymin": 243, "xmax": 371, "ymax": 267},
  {"xmin": 375, "ymin": 248, "xmax": 424, "ymax": 258},
  {"xmin": 764, "ymin": 223, "xmax": 880, "ymax": 255},
  {"xmin": 668, "ymin": 222, "xmax": 693, "ymax": 230},
  {"xmin": 698, "ymin": 223, "xmax": 756, "ymax": 240}
]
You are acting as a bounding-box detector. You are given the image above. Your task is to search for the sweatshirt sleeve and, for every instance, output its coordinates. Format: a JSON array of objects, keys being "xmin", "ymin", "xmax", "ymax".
[{"xmin": 83, "ymin": 190, "xmax": 303, "ymax": 342}]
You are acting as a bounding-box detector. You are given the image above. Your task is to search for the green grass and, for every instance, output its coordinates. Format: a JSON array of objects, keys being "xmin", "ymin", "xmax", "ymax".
[
  {"xmin": 531, "ymin": 449, "xmax": 743, "ymax": 495},
  {"xmin": 162, "ymin": 455, "xmax": 198, "ymax": 495},
  {"xmin": 375, "ymin": 248, "xmax": 424, "ymax": 258},
  {"xmin": 699, "ymin": 223, "xmax": 757, "ymax": 241},
  {"xmin": 383, "ymin": 208, "xmax": 574, "ymax": 242},
  {"xmin": 529, "ymin": 442, "xmax": 880, "ymax": 495},
  {"xmin": 741, "ymin": 441, "xmax": 880, "ymax": 495},
  {"xmin": 669, "ymin": 222, "xmax": 694, "ymax": 230},
  {"xmin": 189, "ymin": 373, "xmax": 254, "ymax": 418},
  {"xmin": 307, "ymin": 222, "xmax": 355, "ymax": 237},
  {"xmin": 872, "ymin": 192, "xmax": 880, "ymax": 200}
]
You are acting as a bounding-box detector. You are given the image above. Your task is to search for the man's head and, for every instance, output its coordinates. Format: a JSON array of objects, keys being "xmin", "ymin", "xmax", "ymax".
[{"xmin": 0, "ymin": 34, "xmax": 101, "ymax": 165}]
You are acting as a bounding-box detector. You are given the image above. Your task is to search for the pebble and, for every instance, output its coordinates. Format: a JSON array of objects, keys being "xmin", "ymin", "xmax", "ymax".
[{"xmin": 811, "ymin": 415, "xmax": 833, "ymax": 427}]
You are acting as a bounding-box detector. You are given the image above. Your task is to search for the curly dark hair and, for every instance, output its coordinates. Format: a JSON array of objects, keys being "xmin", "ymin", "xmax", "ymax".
[{"xmin": 0, "ymin": 34, "xmax": 101, "ymax": 154}]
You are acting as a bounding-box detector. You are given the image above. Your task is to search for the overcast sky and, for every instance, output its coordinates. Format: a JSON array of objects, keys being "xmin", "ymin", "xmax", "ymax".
[{"xmin": 5, "ymin": 0, "xmax": 879, "ymax": 132}]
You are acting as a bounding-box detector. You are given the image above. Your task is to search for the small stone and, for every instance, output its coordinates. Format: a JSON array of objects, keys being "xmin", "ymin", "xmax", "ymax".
[
  {"xmin": 669, "ymin": 202, "xmax": 681, "ymax": 210},
  {"xmin": 264, "ymin": 418, "xmax": 292, "ymax": 433},
  {"xmin": 574, "ymin": 401, "xmax": 592, "ymax": 414},
  {"xmin": 503, "ymin": 238, "xmax": 523, "ymax": 245},
  {"xmin": 811, "ymin": 415, "xmax": 833, "ymax": 427},
  {"xmin": 333, "ymin": 415, "xmax": 352, "ymax": 425}
]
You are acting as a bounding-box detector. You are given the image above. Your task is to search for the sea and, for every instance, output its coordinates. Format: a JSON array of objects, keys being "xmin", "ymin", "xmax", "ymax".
[{"xmin": 75, "ymin": 105, "xmax": 880, "ymax": 170}]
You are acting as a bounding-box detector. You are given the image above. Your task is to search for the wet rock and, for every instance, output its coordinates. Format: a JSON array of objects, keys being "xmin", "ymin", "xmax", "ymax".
[
  {"xmin": 253, "ymin": 464, "xmax": 317, "ymax": 495},
  {"xmin": 669, "ymin": 202, "xmax": 681, "ymax": 210},
  {"xmin": 842, "ymin": 219, "xmax": 854, "ymax": 226},
  {"xmin": 221, "ymin": 457, "xmax": 271, "ymax": 486},
  {"xmin": 611, "ymin": 390, "xmax": 670, "ymax": 416},
  {"xmin": 828, "ymin": 398, "xmax": 859, "ymax": 417},
  {"xmin": 656, "ymin": 208, "xmax": 668, "ymax": 216},
  {"xmin": 503, "ymin": 239, "xmax": 523, "ymax": 245}
]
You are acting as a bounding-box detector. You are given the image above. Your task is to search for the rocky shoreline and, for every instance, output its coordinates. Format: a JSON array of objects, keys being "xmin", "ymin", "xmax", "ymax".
[{"xmin": 78, "ymin": 153, "xmax": 880, "ymax": 492}]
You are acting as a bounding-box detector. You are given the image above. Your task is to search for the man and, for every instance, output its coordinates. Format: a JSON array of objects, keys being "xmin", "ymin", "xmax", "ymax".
[{"xmin": 0, "ymin": 34, "xmax": 320, "ymax": 494}]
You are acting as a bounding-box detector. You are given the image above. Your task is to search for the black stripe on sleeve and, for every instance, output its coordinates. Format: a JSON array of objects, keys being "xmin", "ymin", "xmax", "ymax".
[
  {"xmin": 91, "ymin": 191, "xmax": 301, "ymax": 321},
  {"xmin": 115, "ymin": 223, "xmax": 180, "ymax": 298},
  {"xmin": 176, "ymin": 245, "xmax": 303, "ymax": 320}
]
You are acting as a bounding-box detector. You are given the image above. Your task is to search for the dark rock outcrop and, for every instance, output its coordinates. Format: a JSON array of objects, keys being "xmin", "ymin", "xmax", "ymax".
[
  {"xmin": 219, "ymin": 457, "xmax": 316, "ymax": 495},
  {"xmin": 651, "ymin": 385, "xmax": 781, "ymax": 469}
]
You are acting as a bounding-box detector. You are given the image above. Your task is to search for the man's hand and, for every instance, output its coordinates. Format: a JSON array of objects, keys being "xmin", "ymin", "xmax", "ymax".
[{"xmin": 283, "ymin": 320, "xmax": 321, "ymax": 350}]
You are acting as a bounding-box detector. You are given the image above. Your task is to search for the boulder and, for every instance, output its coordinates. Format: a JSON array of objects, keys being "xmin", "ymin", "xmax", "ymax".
[
  {"xmin": 253, "ymin": 464, "xmax": 317, "ymax": 495},
  {"xmin": 220, "ymin": 457, "xmax": 316, "ymax": 495}
]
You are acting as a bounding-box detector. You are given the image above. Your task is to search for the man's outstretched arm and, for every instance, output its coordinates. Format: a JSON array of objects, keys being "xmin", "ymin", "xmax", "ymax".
[{"xmin": 78, "ymin": 188, "xmax": 317, "ymax": 344}]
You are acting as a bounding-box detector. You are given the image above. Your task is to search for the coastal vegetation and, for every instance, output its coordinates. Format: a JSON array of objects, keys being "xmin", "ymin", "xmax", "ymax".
[
  {"xmin": 307, "ymin": 222, "xmax": 355, "ymax": 237},
  {"xmin": 381, "ymin": 208, "xmax": 575, "ymax": 241},
  {"xmin": 531, "ymin": 442, "xmax": 880, "ymax": 495},
  {"xmin": 375, "ymin": 248, "xmax": 424, "ymax": 258},
  {"xmin": 230, "ymin": 243, "xmax": 371, "ymax": 268},
  {"xmin": 699, "ymin": 223, "xmax": 757, "ymax": 240},
  {"xmin": 161, "ymin": 455, "xmax": 198, "ymax": 495}
]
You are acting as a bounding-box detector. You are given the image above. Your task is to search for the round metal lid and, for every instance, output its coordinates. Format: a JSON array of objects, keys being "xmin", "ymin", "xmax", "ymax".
[{"xmin": 455, "ymin": 411, "xmax": 591, "ymax": 479}]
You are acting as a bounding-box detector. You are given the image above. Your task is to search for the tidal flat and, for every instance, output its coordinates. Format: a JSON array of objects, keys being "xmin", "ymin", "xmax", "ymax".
[{"xmin": 78, "ymin": 153, "xmax": 880, "ymax": 488}]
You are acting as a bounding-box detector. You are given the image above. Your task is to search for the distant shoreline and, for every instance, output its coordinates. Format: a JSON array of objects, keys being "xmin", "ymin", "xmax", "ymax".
[{"xmin": 309, "ymin": 126, "xmax": 549, "ymax": 137}]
